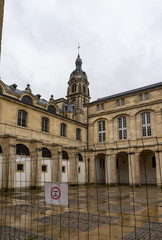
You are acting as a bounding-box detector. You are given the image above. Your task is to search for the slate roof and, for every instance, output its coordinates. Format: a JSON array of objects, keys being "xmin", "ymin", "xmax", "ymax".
[{"xmin": 90, "ymin": 82, "xmax": 162, "ymax": 104}]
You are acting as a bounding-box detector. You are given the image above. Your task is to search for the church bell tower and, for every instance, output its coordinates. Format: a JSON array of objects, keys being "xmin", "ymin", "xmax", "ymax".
[{"xmin": 67, "ymin": 53, "xmax": 90, "ymax": 122}]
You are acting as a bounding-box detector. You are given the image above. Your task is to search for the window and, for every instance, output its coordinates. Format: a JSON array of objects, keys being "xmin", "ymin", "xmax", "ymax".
[
  {"xmin": 0, "ymin": 86, "xmax": 2, "ymax": 93},
  {"xmin": 16, "ymin": 144, "xmax": 30, "ymax": 156},
  {"xmin": 78, "ymin": 153, "xmax": 83, "ymax": 161},
  {"xmin": 139, "ymin": 92, "xmax": 149, "ymax": 102},
  {"xmin": 116, "ymin": 99, "xmax": 125, "ymax": 107},
  {"xmin": 22, "ymin": 95, "xmax": 33, "ymax": 105},
  {"xmin": 62, "ymin": 150, "xmax": 69, "ymax": 160},
  {"xmin": 76, "ymin": 128, "xmax": 81, "ymax": 140},
  {"xmin": 48, "ymin": 105, "xmax": 56, "ymax": 114},
  {"xmin": 139, "ymin": 94, "xmax": 143, "ymax": 101},
  {"xmin": 0, "ymin": 146, "xmax": 2, "ymax": 153},
  {"xmin": 78, "ymin": 167, "xmax": 81, "ymax": 173},
  {"xmin": 101, "ymin": 104, "xmax": 104, "ymax": 110},
  {"xmin": 118, "ymin": 116, "xmax": 127, "ymax": 140},
  {"xmin": 98, "ymin": 120, "xmax": 106, "ymax": 142},
  {"xmin": 42, "ymin": 117, "xmax": 49, "ymax": 132},
  {"xmin": 116, "ymin": 100, "xmax": 120, "ymax": 107},
  {"xmin": 72, "ymin": 84, "xmax": 77, "ymax": 93},
  {"xmin": 42, "ymin": 148, "xmax": 51, "ymax": 158},
  {"xmin": 121, "ymin": 99, "xmax": 125, "ymax": 106},
  {"xmin": 62, "ymin": 166, "xmax": 66, "ymax": 173},
  {"xmin": 152, "ymin": 156, "xmax": 156, "ymax": 168},
  {"xmin": 16, "ymin": 163, "xmax": 24, "ymax": 172},
  {"xmin": 83, "ymin": 84, "xmax": 86, "ymax": 94},
  {"xmin": 145, "ymin": 92, "xmax": 149, "ymax": 100},
  {"xmin": 141, "ymin": 112, "xmax": 151, "ymax": 137},
  {"xmin": 18, "ymin": 110, "xmax": 27, "ymax": 127},
  {"xmin": 97, "ymin": 104, "xmax": 99, "ymax": 111},
  {"xmin": 61, "ymin": 123, "xmax": 66, "ymax": 137},
  {"xmin": 42, "ymin": 165, "xmax": 47, "ymax": 172}
]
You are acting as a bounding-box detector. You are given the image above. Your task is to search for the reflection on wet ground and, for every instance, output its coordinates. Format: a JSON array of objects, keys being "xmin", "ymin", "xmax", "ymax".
[{"xmin": 0, "ymin": 185, "xmax": 162, "ymax": 239}]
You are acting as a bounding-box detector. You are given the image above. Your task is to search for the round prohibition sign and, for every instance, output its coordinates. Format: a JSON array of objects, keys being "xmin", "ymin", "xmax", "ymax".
[{"xmin": 51, "ymin": 187, "xmax": 61, "ymax": 200}]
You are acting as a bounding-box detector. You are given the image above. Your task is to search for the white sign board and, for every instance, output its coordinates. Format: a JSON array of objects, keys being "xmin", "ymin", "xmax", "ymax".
[{"xmin": 45, "ymin": 182, "xmax": 68, "ymax": 205}]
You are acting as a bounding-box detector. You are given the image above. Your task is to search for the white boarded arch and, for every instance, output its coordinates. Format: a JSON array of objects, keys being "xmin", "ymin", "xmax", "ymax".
[
  {"xmin": 41, "ymin": 148, "xmax": 52, "ymax": 186},
  {"xmin": 15, "ymin": 144, "xmax": 30, "ymax": 188}
]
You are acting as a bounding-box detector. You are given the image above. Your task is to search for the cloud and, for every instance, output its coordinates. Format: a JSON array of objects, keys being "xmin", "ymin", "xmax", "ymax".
[{"xmin": 1, "ymin": 0, "xmax": 162, "ymax": 101}]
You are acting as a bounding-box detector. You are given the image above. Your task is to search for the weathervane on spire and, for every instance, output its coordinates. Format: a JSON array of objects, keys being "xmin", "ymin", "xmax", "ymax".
[{"xmin": 78, "ymin": 43, "xmax": 80, "ymax": 55}]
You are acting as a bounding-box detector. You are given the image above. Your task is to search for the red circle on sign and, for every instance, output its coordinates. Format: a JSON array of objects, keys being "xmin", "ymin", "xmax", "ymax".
[{"xmin": 51, "ymin": 187, "xmax": 61, "ymax": 200}]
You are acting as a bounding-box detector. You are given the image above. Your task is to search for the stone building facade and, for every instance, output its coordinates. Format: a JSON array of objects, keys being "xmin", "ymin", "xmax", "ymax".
[{"xmin": 0, "ymin": 1, "xmax": 162, "ymax": 189}]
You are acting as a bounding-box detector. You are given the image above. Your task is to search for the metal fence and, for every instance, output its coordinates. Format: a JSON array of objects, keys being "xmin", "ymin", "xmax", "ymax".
[{"xmin": 0, "ymin": 146, "xmax": 162, "ymax": 240}]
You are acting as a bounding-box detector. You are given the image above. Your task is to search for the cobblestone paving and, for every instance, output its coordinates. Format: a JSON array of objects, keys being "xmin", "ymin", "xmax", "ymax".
[
  {"xmin": 0, "ymin": 204, "xmax": 50, "ymax": 216},
  {"xmin": 0, "ymin": 226, "xmax": 56, "ymax": 240},
  {"xmin": 36, "ymin": 211, "xmax": 117, "ymax": 232},
  {"xmin": 91, "ymin": 203, "xmax": 144, "ymax": 213},
  {"xmin": 124, "ymin": 222, "xmax": 162, "ymax": 240}
]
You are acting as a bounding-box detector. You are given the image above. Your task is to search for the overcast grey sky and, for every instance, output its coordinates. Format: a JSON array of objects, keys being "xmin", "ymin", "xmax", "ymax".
[{"xmin": 1, "ymin": 0, "xmax": 162, "ymax": 101}]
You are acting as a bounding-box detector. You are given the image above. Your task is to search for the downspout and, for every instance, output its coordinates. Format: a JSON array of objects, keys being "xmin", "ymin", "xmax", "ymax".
[{"xmin": 86, "ymin": 104, "xmax": 89, "ymax": 151}]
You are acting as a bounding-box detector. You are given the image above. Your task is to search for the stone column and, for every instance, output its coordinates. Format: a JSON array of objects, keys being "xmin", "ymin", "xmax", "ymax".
[
  {"xmin": 2, "ymin": 137, "xmax": 16, "ymax": 190},
  {"xmin": 2, "ymin": 138, "xmax": 16, "ymax": 189},
  {"xmin": 105, "ymin": 153, "xmax": 117, "ymax": 184},
  {"xmin": 69, "ymin": 149, "xmax": 78, "ymax": 184},
  {"xmin": 155, "ymin": 151, "xmax": 162, "ymax": 187},
  {"xmin": 51, "ymin": 146, "xmax": 61, "ymax": 182},
  {"xmin": 128, "ymin": 152, "xmax": 140, "ymax": 186},
  {"xmin": 30, "ymin": 142, "xmax": 42, "ymax": 188}
]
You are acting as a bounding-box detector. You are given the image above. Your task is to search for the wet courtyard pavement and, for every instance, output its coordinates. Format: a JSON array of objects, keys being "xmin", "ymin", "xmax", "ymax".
[{"xmin": 1, "ymin": 185, "xmax": 162, "ymax": 239}]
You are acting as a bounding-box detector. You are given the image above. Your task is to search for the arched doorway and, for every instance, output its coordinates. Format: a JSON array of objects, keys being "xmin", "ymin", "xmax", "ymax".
[
  {"xmin": 139, "ymin": 150, "xmax": 156, "ymax": 184},
  {"xmin": 15, "ymin": 144, "xmax": 30, "ymax": 188},
  {"xmin": 116, "ymin": 152, "xmax": 129, "ymax": 184},
  {"xmin": 41, "ymin": 148, "xmax": 52, "ymax": 186},
  {"xmin": 95, "ymin": 153, "xmax": 105, "ymax": 183},
  {"xmin": 61, "ymin": 150, "xmax": 69, "ymax": 183},
  {"xmin": 78, "ymin": 153, "xmax": 85, "ymax": 184}
]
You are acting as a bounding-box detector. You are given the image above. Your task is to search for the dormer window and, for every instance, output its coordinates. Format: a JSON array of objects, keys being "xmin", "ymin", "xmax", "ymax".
[
  {"xmin": 22, "ymin": 95, "xmax": 33, "ymax": 105},
  {"xmin": 48, "ymin": 105, "xmax": 56, "ymax": 114}
]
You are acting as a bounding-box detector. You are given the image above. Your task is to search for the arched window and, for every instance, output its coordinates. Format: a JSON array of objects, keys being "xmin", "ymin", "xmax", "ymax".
[
  {"xmin": 22, "ymin": 95, "xmax": 33, "ymax": 105},
  {"xmin": 62, "ymin": 150, "xmax": 69, "ymax": 160},
  {"xmin": 76, "ymin": 128, "xmax": 81, "ymax": 140},
  {"xmin": 60, "ymin": 123, "xmax": 66, "ymax": 137},
  {"xmin": 98, "ymin": 120, "xmax": 106, "ymax": 142},
  {"xmin": 78, "ymin": 153, "xmax": 83, "ymax": 161},
  {"xmin": 42, "ymin": 117, "xmax": 49, "ymax": 132},
  {"xmin": 48, "ymin": 105, "xmax": 56, "ymax": 114},
  {"xmin": 141, "ymin": 112, "xmax": 151, "ymax": 137},
  {"xmin": 118, "ymin": 116, "xmax": 127, "ymax": 140},
  {"xmin": 42, "ymin": 148, "xmax": 51, "ymax": 158},
  {"xmin": 16, "ymin": 144, "xmax": 30, "ymax": 156},
  {"xmin": 72, "ymin": 84, "xmax": 77, "ymax": 93},
  {"xmin": 17, "ymin": 110, "xmax": 27, "ymax": 127},
  {"xmin": 0, "ymin": 146, "xmax": 2, "ymax": 153}
]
